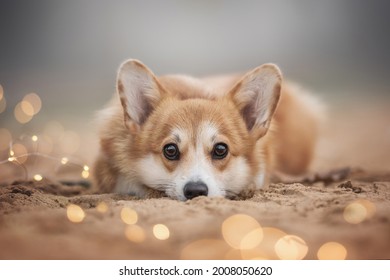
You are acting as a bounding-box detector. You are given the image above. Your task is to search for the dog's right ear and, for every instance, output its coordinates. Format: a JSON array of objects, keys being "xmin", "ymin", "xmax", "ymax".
[
  {"xmin": 117, "ymin": 59, "xmax": 165, "ymax": 134},
  {"xmin": 228, "ymin": 64, "xmax": 282, "ymax": 139}
]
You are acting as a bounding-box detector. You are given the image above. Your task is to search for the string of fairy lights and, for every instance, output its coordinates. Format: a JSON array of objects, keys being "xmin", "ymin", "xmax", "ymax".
[{"xmin": 0, "ymin": 84, "xmax": 90, "ymax": 182}]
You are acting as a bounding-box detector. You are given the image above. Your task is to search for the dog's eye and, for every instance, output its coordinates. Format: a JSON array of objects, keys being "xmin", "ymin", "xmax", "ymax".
[
  {"xmin": 163, "ymin": 143, "xmax": 180, "ymax": 160},
  {"xmin": 212, "ymin": 143, "xmax": 228, "ymax": 159}
]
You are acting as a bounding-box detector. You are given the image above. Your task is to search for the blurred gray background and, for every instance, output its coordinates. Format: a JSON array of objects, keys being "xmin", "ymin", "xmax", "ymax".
[
  {"xmin": 0, "ymin": 0, "xmax": 389, "ymax": 165},
  {"xmin": 1, "ymin": 0, "xmax": 390, "ymax": 109}
]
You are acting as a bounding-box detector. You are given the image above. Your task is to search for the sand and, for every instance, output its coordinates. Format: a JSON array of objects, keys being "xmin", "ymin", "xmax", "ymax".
[{"xmin": 0, "ymin": 99, "xmax": 389, "ymax": 259}]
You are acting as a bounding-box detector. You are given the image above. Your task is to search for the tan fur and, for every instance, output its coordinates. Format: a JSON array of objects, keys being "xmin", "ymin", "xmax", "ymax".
[
  {"xmin": 272, "ymin": 83, "xmax": 325, "ymax": 174},
  {"xmin": 92, "ymin": 59, "xmax": 324, "ymax": 200}
]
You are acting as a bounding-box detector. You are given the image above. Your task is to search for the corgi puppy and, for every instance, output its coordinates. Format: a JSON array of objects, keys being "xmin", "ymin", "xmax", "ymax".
[{"xmin": 93, "ymin": 59, "xmax": 323, "ymax": 200}]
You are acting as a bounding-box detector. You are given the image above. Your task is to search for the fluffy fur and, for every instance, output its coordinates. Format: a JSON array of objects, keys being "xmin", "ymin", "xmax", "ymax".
[{"xmin": 93, "ymin": 59, "xmax": 324, "ymax": 200}]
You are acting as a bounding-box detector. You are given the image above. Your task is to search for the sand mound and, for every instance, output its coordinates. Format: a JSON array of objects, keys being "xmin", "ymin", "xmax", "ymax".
[{"xmin": 0, "ymin": 168, "xmax": 389, "ymax": 259}]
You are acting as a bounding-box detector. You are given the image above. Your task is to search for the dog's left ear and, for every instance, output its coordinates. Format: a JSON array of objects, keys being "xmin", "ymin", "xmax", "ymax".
[
  {"xmin": 117, "ymin": 59, "xmax": 166, "ymax": 134},
  {"xmin": 229, "ymin": 64, "xmax": 282, "ymax": 139}
]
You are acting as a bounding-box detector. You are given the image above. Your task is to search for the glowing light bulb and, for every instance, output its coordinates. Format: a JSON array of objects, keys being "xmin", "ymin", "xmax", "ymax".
[
  {"xmin": 33, "ymin": 174, "xmax": 43, "ymax": 181},
  {"xmin": 9, "ymin": 143, "xmax": 27, "ymax": 164},
  {"xmin": 81, "ymin": 170, "xmax": 89, "ymax": 178},
  {"xmin": 81, "ymin": 165, "xmax": 90, "ymax": 178},
  {"xmin": 8, "ymin": 156, "xmax": 16, "ymax": 162},
  {"xmin": 31, "ymin": 135, "xmax": 38, "ymax": 142}
]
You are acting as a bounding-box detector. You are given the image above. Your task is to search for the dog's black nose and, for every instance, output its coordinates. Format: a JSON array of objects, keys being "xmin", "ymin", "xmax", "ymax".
[{"xmin": 183, "ymin": 181, "xmax": 208, "ymax": 199}]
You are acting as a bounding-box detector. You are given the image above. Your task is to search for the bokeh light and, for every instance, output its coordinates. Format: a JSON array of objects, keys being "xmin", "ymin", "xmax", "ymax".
[
  {"xmin": 33, "ymin": 174, "xmax": 43, "ymax": 181},
  {"xmin": 181, "ymin": 239, "xmax": 229, "ymax": 260},
  {"xmin": 358, "ymin": 199, "xmax": 376, "ymax": 218},
  {"xmin": 66, "ymin": 204, "xmax": 86, "ymax": 223},
  {"xmin": 96, "ymin": 202, "xmax": 108, "ymax": 213},
  {"xmin": 241, "ymin": 227, "xmax": 287, "ymax": 260},
  {"xmin": 0, "ymin": 84, "xmax": 3, "ymax": 100},
  {"xmin": 0, "ymin": 128, "xmax": 12, "ymax": 151},
  {"xmin": 14, "ymin": 102, "xmax": 33, "ymax": 124},
  {"xmin": 240, "ymin": 228, "xmax": 264, "ymax": 250},
  {"xmin": 0, "ymin": 84, "xmax": 5, "ymax": 114},
  {"xmin": 344, "ymin": 202, "xmax": 367, "ymax": 224},
  {"xmin": 21, "ymin": 100, "xmax": 34, "ymax": 116},
  {"xmin": 0, "ymin": 96, "xmax": 6, "ymax": 114},
  {"xmin": 11, "ymin": 143, "xmax": 28, "ymax": 164},
  {"xmin": 343, "ymin": 199, "xmax": 376, "ymax": 224},
  {"xmin": 153, "ymin": 224, "xmax": 170, "ymax": 240},
  {"xmin": 23, "ymin": 93, "xmax": 42, "ymax": 115},
  {"xmin": 61, "ymin": 157, "xmax": 69, "ymax": 165},
  {"xmin": 125, "ymin": 225, "xmax": 146, "ymax": 243},
  {"xmin": 317, "ymin": 242, "xmax": 347, "ymax": 260},
  {"xmin": 120, "ymin": 207, "xmax": 138, "ymax": 225},
  {"xmin": 222, "ymin": 214, "xmax": 262, "ymax": 249},
  {"xmin": 31, "ymin": 135, "xmax": 38, "ymax": 142},
  {"xmin": 81, "ymin": 170, "xmax": 89, "ymax": 179},
  {"xmin": 274, "ymin": 235, "xmax": 308, "ymax": 260},
  {"xmin": 8, "ymin": 156, "xmax": 16, "ymax": 162}
]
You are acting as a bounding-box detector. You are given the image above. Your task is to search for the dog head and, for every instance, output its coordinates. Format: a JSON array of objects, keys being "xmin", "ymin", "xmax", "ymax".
[{"xmin": 117, "ymin": 59, "xmax": 281, "ymax": 200}]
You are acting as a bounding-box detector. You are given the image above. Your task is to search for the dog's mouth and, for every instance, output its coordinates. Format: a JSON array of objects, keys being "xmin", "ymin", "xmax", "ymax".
[
  {"xmin": 144, "ymin": 182, "xmax": 254, "ymax": 201},
  {"xmin": 140, "ymin": 184, "xmax": 167, "ymax": 199}
]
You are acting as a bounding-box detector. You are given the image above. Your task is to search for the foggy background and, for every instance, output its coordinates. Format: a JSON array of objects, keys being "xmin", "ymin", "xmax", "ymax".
[{"xmin": 0, "ymin": 0, "xmax": 389, "ymax": 175}]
